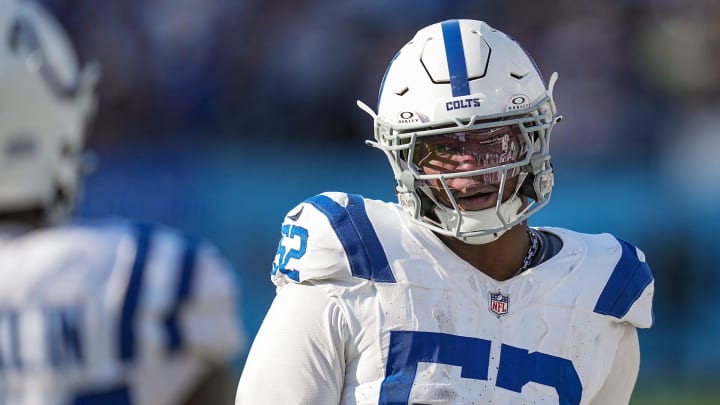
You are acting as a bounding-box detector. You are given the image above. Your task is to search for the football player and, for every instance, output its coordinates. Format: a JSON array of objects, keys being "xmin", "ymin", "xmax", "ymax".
[
  {"xmin": 0, "ymin": 1, "xmax": 244, "ymax": 404},
  {"xmin": 236, "ymin": 19, "xmax": 654, "ymax": 404}
]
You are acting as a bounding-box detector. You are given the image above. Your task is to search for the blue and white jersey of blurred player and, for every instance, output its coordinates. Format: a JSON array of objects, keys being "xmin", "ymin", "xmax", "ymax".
[
  {"xmin": 237, "ymin": 19, "xmax": 654, "ymax": 405},
  {"xmin": 0, "ymin": 220, "xmax": 244, "ymax": 405},
  {"xmin": 0, "ymin": 1, "xmax": 244, "ymax": 404},
  {"xmin": 238, "ymin": 193, "xmax": 653, "ymax": 405}
]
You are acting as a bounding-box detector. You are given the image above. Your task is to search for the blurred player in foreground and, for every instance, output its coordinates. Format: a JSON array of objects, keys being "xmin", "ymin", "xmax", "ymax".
[
  {"xmin": 236, "ymin": 19, "xmax": 654, "ymax": 404},
  {"xmin": 0, "ymin": 1, "xmax": 244, "ymax": 404}
]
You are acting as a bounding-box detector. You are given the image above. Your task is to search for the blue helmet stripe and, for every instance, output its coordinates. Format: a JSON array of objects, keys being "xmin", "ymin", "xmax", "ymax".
[
  {"xmin": 307, "ymin": 194, "xmax": 395, "ymax": 283},
  {"xmin": 441, "ymin": 20, "xmax": 470, "ymax": 97},
  {"xmin": 594, "ymin": 237, "xmax": 654, "ymax": 319}
]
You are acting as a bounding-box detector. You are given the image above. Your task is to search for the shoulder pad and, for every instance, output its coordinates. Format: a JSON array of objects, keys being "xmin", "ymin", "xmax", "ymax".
[
  {"xmin": 112, "ymin": 222, "xmax": 244, "ymax": 361},
  {"xmin": 271, "ymin": 192, "xmax": 395, "ymax": 286},
  {"xmin": 11, "ymin": 221, "xmax": 244, "ymax": 363},
  {"xmin": 591, "ymin": 236, "xmax": 655, "ymax": 328}
]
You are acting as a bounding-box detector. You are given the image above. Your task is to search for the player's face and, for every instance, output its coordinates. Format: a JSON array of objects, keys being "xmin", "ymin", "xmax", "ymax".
[{"xmin": 413, "ymin": 125, "xmax": 526, "ymax": 211}]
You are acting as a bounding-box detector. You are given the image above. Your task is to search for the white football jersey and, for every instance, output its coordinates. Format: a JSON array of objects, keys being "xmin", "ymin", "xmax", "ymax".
[
  {"xmin": 0, "ymin": 220, "xmax": 245, "ymax": 405},
  {"xmin": 237, "ymin": 192, "xmax": 654, "ymax": 405}
]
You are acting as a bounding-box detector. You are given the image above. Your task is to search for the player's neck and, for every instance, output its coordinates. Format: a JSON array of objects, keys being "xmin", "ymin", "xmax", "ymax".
[{"xmin": 438, "ymin": 224, "xmax": 530, "ymax": 281}]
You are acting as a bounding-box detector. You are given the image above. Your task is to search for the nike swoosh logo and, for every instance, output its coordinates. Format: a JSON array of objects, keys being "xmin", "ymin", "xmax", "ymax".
[{"xmin": 286, "ymin": 206, "xmax": 304, "ymax": 221}]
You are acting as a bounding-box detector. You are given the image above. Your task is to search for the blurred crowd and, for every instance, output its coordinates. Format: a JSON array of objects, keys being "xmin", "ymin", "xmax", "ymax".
[{"xmin": 39, "ymin": 0, "xmax": 719, "ymax": 159}]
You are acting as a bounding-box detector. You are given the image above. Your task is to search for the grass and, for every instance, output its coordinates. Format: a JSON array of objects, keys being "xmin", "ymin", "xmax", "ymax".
[{"xmin": 631, "ymin": 388, "xmax": 720, "ymax": 405}]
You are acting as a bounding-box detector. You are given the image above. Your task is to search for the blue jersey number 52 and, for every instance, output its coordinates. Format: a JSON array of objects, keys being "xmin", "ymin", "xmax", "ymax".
[
  {"xmin": 379, "ymin": 330, "xmax": 582, "ymax": 405},
  {"xmin": 272, "ymin": 224, "xmax": 308, "ymax": 282}
]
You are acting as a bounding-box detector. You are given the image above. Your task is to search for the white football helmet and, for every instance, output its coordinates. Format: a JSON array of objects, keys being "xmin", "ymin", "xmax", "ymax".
[
  {"xmin": 0, "ymin": 0, "xmax": 98, "ymax": 225},
  {"xmin": 359, "ymin": 19, "xmax": 560, "ymax": 244}
]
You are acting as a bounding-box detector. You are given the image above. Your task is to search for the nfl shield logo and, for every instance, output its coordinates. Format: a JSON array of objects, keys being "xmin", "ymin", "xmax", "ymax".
[{"xmin": 489, "ymin": 291, "xmax": 509, "ymax": 317}]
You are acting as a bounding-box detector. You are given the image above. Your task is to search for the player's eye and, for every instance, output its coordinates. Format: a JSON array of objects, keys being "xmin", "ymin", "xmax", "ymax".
[
  {"xmin": 413, "ymin": 141, "xmax": 459, "ymax": 162},
  {"xmin": 428, "ymin": 144, "xmax": 457, "ymax": 154}
]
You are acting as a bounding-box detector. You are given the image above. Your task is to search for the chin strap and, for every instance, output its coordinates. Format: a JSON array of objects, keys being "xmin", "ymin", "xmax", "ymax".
[{"xmin": 433, "ymin": 196, "xmax": 524, "ymax": 245}]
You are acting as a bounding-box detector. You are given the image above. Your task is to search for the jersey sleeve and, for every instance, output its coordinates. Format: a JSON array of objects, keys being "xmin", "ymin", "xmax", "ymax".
[
  {"xmin": 131, "ymin": 225, "xmax": 245, "ymax": 364},
  {"xmin": 588, "ymin": 326, "xmax": 640, "ymax": 405},
  {"xmin": 179, "ymin": 240, "xmax": 246, "ymax": 360},
  {"xmin": 592, "ymin": 237, "xmax": 654, "ymax": 328},
  {"xmin": 238, "ymin": 193, "xmax": 391, "ymax": 403},
  {"xmin": 235, "ymin": 282, "xmax": 347, "ymax": 405},
  {"xmin": 270, "ymin": 192, "xmax": 358, "ymax": 287}
]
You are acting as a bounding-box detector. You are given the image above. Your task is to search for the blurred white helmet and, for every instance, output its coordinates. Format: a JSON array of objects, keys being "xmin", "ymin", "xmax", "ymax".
[
  {"xmin": 359, "ymin": 19, "xmax": 560, "ymax": 244},
  {"xmin": 0, "ymin": 0, "xmax": 98, "ymax": 225}
]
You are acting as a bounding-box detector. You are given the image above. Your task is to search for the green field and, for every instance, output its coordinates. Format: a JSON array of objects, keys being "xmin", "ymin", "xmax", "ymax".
[{"xmin": 632, "ymin": 388, "xmax": 720, "ymax": 405}]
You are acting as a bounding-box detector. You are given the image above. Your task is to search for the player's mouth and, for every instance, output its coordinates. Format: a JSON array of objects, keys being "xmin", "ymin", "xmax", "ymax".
[{"xmin": 453, "ymin": 187, "xmax": 500, "ymax": 211}]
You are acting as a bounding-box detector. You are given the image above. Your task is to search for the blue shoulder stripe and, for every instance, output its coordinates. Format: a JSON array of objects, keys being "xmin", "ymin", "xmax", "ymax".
[
  {"xmin": 163, "ymin": 236, "xmax": 198, "ymax": 354},
  {"xmin": 306, "ymin": 194, "xmax": 395, "ymax": 283},
  {"xmin": 593, "ymin": 237, "xmax": 653, "ymax": 319},
  {"xmin": 118, "ymin": 223, "xmax": 153, "ymax": 362},
  {"xmin": 441, "ymin": 20, "xmax": 471, "ymax": 97}
]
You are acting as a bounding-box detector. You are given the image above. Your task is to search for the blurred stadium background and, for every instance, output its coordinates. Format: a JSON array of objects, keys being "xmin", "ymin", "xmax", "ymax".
[{"xmin": 38, "ymin": 0, "xmax": 719, "ymax": 403}]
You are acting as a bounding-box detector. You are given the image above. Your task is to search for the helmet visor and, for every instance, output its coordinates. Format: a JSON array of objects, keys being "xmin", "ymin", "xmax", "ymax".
[{"xmin": 412, "ymin": 125, "xmax": 528, "ymax": 186}]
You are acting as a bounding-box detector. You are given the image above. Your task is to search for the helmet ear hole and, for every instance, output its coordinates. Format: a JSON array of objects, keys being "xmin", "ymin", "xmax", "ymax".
[
  {"xmin": 42, "ymin": 184, "xmax": 74, "ymax": 226},
  {"xmin": 519, "ymin": 173, "xmax": 538, "ymax": 201}
]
